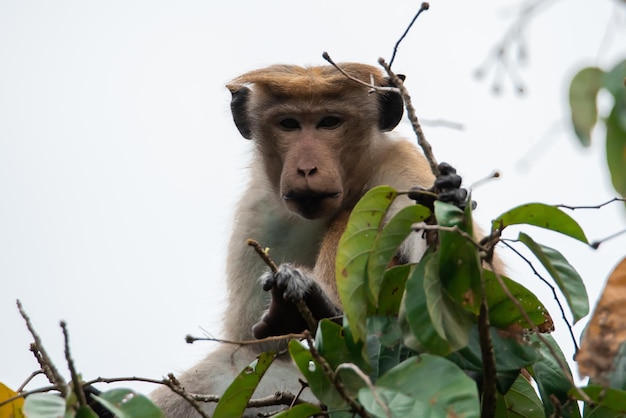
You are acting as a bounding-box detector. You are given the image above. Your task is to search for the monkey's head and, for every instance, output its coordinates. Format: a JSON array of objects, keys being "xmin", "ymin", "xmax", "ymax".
[{"xmin": 227, "ymin": 63, "xmax": 404, "ymax": 220}]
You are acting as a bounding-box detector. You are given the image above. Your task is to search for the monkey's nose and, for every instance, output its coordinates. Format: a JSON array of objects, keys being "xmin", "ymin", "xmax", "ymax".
[{"xmin": 297, "ymin": 166, "xmax": 318, "ymax": 178}]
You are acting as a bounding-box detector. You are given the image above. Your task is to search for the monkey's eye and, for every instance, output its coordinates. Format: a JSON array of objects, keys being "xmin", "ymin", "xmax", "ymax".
[
  {"xmin": 278, "ymin": 118, "xmax": 300, "ymax": 130},
  {"xmin": 317, "ymin": 116, "xmax": 342, "ymax": 129}
]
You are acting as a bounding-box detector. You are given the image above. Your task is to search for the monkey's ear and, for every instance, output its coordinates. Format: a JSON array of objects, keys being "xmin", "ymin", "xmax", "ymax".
[
  {"xmin": 229, "ymin": 86, "xmax": 253, "ymax": 139},
  {"xmin": 378, "ymin": 74, "xmax": 406, "ymax": 132}
]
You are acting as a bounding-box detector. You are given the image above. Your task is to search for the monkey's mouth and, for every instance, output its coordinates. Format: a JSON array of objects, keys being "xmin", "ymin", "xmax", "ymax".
[{"xmin": 283, "ymin": 190, "xmax": 342, "ymax": 219}]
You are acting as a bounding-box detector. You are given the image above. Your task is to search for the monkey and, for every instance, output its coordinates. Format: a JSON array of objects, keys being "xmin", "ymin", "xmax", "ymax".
[{"xmin": 150, "ymin": 63, "xmax": 470, "ymax": 417}]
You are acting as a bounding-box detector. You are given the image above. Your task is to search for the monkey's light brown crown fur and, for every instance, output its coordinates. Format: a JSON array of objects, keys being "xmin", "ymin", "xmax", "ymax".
[{"xmin": 226, "ymin": 63, "xmax": 388, "ymax": 98}]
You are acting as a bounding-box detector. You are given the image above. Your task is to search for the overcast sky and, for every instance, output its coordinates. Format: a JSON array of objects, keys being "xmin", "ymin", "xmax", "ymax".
[{"xmin": 1, "ymin": 0, "xmax": 625, "ymax": 396}]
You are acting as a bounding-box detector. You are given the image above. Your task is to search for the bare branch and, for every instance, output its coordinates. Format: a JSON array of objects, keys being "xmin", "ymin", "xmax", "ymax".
[
  {"xmin": 322, "ymin": 52, "xmax": 399, "ymax": 93},
  {"xmin": 247, "ymin": 238, "xmax": 319, "ymax": 334},
  {"xmin": 185, "ymin": 333, "xmax": 306, "ymax": 346},
  {"xmin": 389, "ymin": 2, "xmax": 430, "ymax": 68},
  {"xmin": 16, "ymin": 300, "xmax": 67, "ymax": 394},
  {"xmin": 555, "ymin": 197, "xmax": 626, "ymax": 211},
  {"xmin": 378, "ymin": 58, "xmax": 440, "ymax": 176},
  {"xmin": 61, "ymin": 321, "xmax": 86, "ymax": 407},
  {"xmin": 336, "ymin": 363, "xmax": 389, "ymax": 418}
]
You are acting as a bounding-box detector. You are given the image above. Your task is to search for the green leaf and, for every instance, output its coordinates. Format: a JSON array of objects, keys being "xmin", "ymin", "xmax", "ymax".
[
  {"xmin": 213, "ymin": 352, "xmax": 276, "ymax": 418},
  {"xmin": 288, "ymin": 339, "xmax": 346, "ymax": 409},
  {"xmin": 518, "ymin": 232, "xmax": 589, "ymax": 324},
  {"xmin": 450, "ymin": 326, "xmax": 538, "ymax": 384},
  {"xmin": 336, "ymin": 185, "xmax": 397, "ymax": 343},
  {"xmin": 606, "ymin": 92, "xmax": 626, "ymax": 200},
  {"xmin": 569, "ymin": 66, "xmax": 604, "ymax": 146},
  {"xmin": 92, "ymin": 389, "xmax": 165, "ymax": 418},
  {"xmin": 603, "ymin": 59, "xmax": 626, "ymax": 97},
  {"xmin": 272, "ymin": 403, "xmax": 323, "ymax": 417},
  {"xmin": 435, "ymin": 201, "xmax": 483, "ymax": 314},
  {"xmin": 22, "ymin": 394, "xmax": 66, "ymax": 418},
  {"xmin": 402, "ymin": 253, "xmax": 455, "ymax": 355},
  {"xmin": 495, "ymin": 374, "xmax": 544, "ymax": 418},
  {"xmin": 528, "ymin": 334, "xmax": 581, "ymax": 418},
  {"xmin": 493, "ymin": 203, "xmax": 589, "ymax": 244},
  {"xmin": 362, "ymin": 355, "xmax": 480, "ymax": 418},
  {"xmin": 375, "ymin": 264, "xmax": 411, "ymax": 316},
  {"xmin": 572, "ymin": 385, "xmax": 626, "ymax": 414},
  {"xmin": 367, "ymin": 204, "xmax": 430, "ymax": 306},
  {"xmin": 483, "ymin": 269, "xmax": 552, "ymax": 331},
  {"xmin": 359, "ymin": 386, "xmax": 427, "ymax": 418},
  {"xmin": 424, "ymin": 255, "xmax": 473, "ymax": 351},
  {"xmin": 315, "ymin": 320, "xmax": 367, "ymax": 397}
]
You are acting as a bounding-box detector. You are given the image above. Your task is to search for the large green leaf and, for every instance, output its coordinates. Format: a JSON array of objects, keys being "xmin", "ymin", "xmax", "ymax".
[
  {"xmin": 367, "ymin": 204, "xmax": 430, "ymax": 306},
  {"xmin": 92, "ymin": 389, "xmax": 164, "ymax": 418},
  {"xmin": 518, "ymin": 232, "xmax": 589, "ymax": 324},
  {"xmin": 315, "ymin": 320, "xmax": 367, "ymax": 397},
  {"xmin": 435, "ymin": 201, "xmax": 483, "ymax": 314},
  {"xmin": 568, "ymin": 66, "xmax": 604, "ymax": 146},
  {"xmin": 288, "ymin": 339, "xmax": 346, "ymax": 409},
  {"xmin": 493, "ymin": 203, "xmax": 588, "ymax": 243},
  {"xmin": 402, "ymin": 252, "xmax": 473, "ymax": 353},
  {"xmin": 606, "ymin": 92, "xmax": 626, "ymax": 200},
  {"xmin": 213, "ymin": 352, "xmax": 276, "ymax": 418},
  {"xmin": 359, "ymin": 355, "xmax": 480, "ymax": 418},
  {"xmin": 336, "ymin": 185, "xmax": 397, "ymax": 342},
  {"xmin": 375, "ymin": 264, "xmax": 411, "ymax": 316},
  {"xmin": 483, "ymin": 269, "xmax": 553, "ymax": 331},
  {"xmin": 528, "ymin": 334, "xmax": 581, "ymax": 418},
  {"xmin": 494, "ymin": 374, "xmax": 544, "ymax": 418}
]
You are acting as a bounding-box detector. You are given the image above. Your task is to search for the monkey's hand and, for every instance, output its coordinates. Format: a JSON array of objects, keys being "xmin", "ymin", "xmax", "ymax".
[
  {"xmin": 252, "ymin": 264, "xmax": 342, "ymax": 339},
  {"xmin": 408, "ymin": 162, "xmax": 476, "ymax": 211}
]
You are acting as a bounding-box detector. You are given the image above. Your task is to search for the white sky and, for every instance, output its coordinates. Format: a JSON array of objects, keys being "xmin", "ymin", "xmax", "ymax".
[{"xmin": 1, "ymin": 0, "xmax": 625, "ymax": 396}]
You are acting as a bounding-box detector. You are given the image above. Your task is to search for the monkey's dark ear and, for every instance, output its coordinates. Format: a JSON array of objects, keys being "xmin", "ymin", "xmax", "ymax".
[
  {"xmin": 230, "ymin": 86, "xmax": 253, "ymax": 139},
  {"xmin": 378, "ymin": 74, "xmax": 406, "ymax": 132}
]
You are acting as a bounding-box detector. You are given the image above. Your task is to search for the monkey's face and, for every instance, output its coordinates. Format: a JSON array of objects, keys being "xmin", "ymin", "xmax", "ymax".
[{"xmin": 270, "ymin": 112, "xmax": 350, "ymax": 220}]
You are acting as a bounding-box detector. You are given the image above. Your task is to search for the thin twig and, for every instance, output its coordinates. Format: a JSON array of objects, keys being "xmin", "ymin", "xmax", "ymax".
[
  {"xmin": 478, "ymin": 276, "xmax": 496, "ymax": 418},
  {"xmin": 185, "ymin": 333, "xmax": 306, "ymax": 346},
  {"xmin": 322, "ymin": 52, "xmax": 399, "ymax": 93},
  {"xmin": 590, "ymin": 228, "xmax": 626, "ymax": 250},
  {"xmin": 389, "ymin": 2, "xmax": 430, "ymax": 68},
  {"xmin": 61, "ymin": 321, "xmax": 86, "ymax": 407},
  {"xmin": 167, "ymin": 374, "xmax": 211, "ymax": 418},
  {"xmin": 412, "ymin": 223, "xmax": 489, "ymax": 253},
  {"xmin": 16, "ymin": 300, "xmax": 67, "ymax": 394},
  {"xmin": 247, "ymin": 238, "xmax": 319, "ymax": 334},
  {"xmin": 555, "ymin": 197, "xmax": 626, "ymax": 210},
  {"xmin": 378, "ymin": 58, "xmax": 439, "ymax": 176},
  {"xmin": 17, "ymin": 370, "xmax": 44, "ymax": 392},
  {"xmin": 336, "ymin": 363, "xmax": 389, "ymax": 418},
  {"xmin": 500, "ymin": 239, "xmax": 577, "ymax": 350}
]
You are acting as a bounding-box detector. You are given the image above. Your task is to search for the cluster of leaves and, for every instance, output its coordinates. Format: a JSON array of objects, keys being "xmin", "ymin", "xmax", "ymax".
[
  {"xmin": 569, "ymin": 59, "xmax": 626, "ymax": 202},
  {"xmin": 0, "ymin": 383, "xmax": 163, "ymax": 418},
  {"xmin": 206, "ymin": 186, "xmax": 626, "ymax": 417}
]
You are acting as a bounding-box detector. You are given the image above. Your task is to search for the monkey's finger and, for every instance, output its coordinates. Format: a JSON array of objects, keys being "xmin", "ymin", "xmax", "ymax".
[{"xmin": 252, "ymin": 320, "xmax": 270, "ymax": 339}]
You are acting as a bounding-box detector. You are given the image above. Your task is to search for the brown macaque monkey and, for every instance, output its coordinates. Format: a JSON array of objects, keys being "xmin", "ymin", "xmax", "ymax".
[{"xmin": 151, "ymin": 63, "xmax": 469, "ymax": 417}]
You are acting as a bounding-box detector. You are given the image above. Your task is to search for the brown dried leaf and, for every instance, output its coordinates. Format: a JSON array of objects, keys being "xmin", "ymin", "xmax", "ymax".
[{"xmin": 576, "ymin": 257, "xmax": 626, "ymax": 384}]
